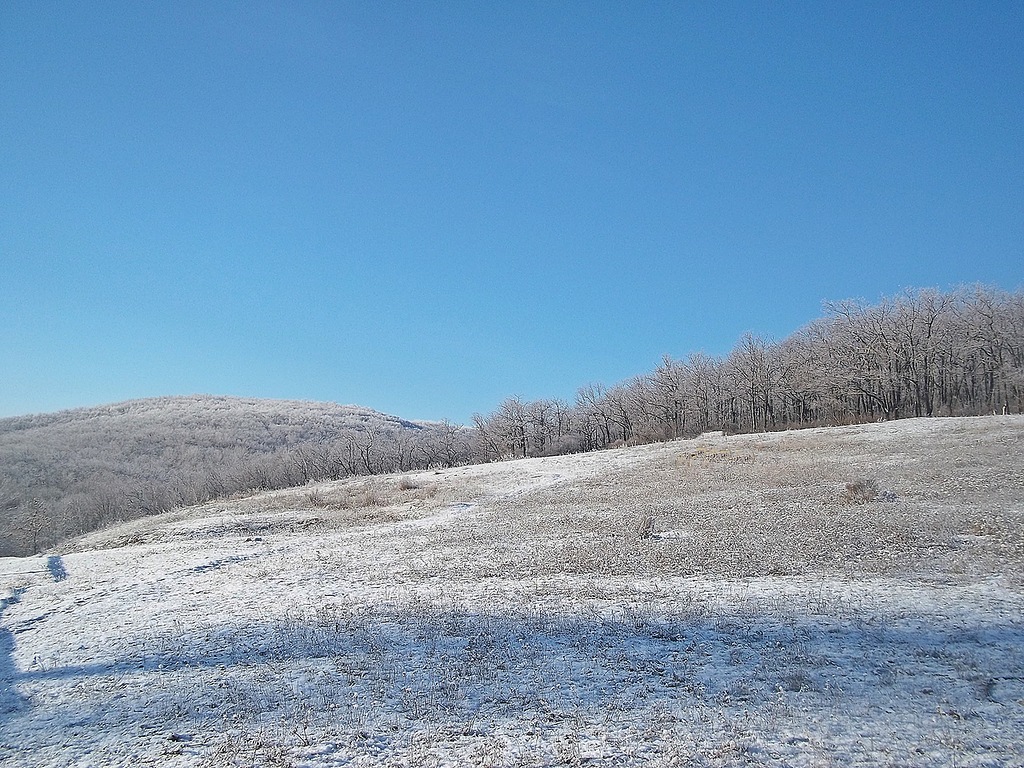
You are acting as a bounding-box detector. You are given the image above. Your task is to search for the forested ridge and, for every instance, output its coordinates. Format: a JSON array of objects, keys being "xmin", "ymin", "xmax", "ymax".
[
  {"xmin": 2, "ymin": 284, "xmax": 1022, "ymax": 556},
  {"xmin": 0, "ymin": 396, "xmax": 469, "ymax": 556}
]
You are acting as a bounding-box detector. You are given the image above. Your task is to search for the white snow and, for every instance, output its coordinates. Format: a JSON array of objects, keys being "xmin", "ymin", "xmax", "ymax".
[{"xmin": 1, "ymin": 415, "xmax": 1023, "ymax": 767}]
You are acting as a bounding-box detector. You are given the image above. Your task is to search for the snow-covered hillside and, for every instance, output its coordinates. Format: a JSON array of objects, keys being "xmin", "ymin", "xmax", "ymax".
[{"xmin": 1, "ymin": 416, "xmax": 1022, "ymax": 766}]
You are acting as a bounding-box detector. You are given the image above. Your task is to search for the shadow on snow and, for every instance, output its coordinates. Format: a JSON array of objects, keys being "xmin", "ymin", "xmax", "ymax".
[
  {"xmin": 45, "ymin": 556, "xmax": 67, "ymax": 583},
  {"xmin": 0, "ymin": 587, "xmax": 29, "ymax": 721},
  {"xmin": 9, "ymin": 602, "xmax": 1024, "ymax": 744}
]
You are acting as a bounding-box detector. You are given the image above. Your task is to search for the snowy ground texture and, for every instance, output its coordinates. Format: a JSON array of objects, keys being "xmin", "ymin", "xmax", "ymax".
[{"xmin": 1, "ymin": 415, "xmax": 1023, "ymax": 767}]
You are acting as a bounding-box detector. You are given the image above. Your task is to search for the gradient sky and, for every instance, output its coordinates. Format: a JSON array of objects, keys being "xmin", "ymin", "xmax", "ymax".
[{"xmin": 2, "ymin": 1, "xmax": 1022, "ymax": 423}]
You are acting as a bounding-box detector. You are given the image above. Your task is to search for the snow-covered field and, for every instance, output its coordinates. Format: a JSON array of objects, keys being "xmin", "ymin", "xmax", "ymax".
[{"xmin": 1, "ymin": 416, "xmax": 1023, "ymax": 767}]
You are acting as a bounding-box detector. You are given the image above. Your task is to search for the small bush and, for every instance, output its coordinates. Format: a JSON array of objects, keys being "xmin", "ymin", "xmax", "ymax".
[
  {"xmin": 843, "ymin": 478, "xmax": 879, "ymax": 504},
  {"xmin": 781, "ymin": 670, "xmax": 816, "ymax": 692}
]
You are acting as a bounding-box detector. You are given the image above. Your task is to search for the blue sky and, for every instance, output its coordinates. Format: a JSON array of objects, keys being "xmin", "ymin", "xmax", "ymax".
[{"xmin": 2, "ymin": 1, "xmax": 1022, "ymax": 423}]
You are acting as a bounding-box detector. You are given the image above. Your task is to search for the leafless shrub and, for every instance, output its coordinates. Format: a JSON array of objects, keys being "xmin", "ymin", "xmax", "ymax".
[{"xmin": 843, "ymin": 478, "xmax": 879, "ymax": 504}]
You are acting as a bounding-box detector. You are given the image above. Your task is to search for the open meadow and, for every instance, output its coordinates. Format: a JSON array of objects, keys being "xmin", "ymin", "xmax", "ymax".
[{"xmin": 1, "ymin": 416, "xmax": 1022, "ymax": 767}]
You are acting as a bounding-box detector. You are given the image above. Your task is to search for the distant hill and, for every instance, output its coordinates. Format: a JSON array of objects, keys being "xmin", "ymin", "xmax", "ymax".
[{"xmin": 0, "ymin": 395, "xmax": 468, "ymax": 556}]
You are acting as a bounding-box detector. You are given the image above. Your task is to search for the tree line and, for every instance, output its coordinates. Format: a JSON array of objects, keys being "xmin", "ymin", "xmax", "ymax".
[{"xmin": 471, "ymin": 285, "xmax": 1024, "ymax": 460}]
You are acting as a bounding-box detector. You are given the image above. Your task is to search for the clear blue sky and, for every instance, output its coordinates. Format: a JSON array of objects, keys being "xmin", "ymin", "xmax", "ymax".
[{"xmin": 2, "ymin": 2, "xmax": 1022, "ymax": 423}]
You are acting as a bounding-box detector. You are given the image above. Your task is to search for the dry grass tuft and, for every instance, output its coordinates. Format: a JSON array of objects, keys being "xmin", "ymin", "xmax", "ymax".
[
  {"xmin": 411, "ymin": 483, "xmax": 439, "ymax": 501},
  {"xmin": 305, "ymin": 489, "xmax": 329, "ymax": 508},
  {"xmin": 348, "ymin": 489, "xmax": 385, "ymax": 508},
  {"xmin": 679, "ymin": 446, "xmax": 756, "ymax": 465}
]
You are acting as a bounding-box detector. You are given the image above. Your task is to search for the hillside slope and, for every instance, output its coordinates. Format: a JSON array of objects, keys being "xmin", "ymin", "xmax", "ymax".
[
  {"xmin": 1, "ymin": 415, "xmax": 1022, "ymax": 766},
  {"xmin": 0, "ymin": 395, "xmax": 459, "ymax": 556}
]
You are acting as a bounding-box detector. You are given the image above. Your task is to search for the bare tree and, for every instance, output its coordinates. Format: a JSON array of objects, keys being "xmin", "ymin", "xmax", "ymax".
[{"xmin": 725, "ymin": 334, "xmax": 781, "ymax": 431}]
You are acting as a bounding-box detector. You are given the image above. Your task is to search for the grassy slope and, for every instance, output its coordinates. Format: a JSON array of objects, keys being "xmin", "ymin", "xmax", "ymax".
[{"xmin": 1, "ymin": 415, "xmax": 1022, "ymax": 767}]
